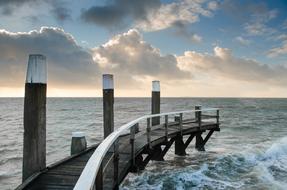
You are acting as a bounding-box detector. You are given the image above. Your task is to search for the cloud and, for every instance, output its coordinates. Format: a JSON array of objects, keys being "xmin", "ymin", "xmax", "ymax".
[
  {"xmin": 234, "ymin": 36, "xmax": 250, "ymax": 46},
  {"xmin": 267, "ymin": 41, "xmax": 287, "ymax": 57},
  {"xmin": 177, "ymin": 46, "xmax": 287, "ymax": 86},
  {"xmin": 136, "ymin": 0, "xmax": 215, "ymax": 32},
  {"xmin": 172, "ymin": 21, "xmax": 202, "ymax": 43},
  {"xmin": 243, "ymin": 9, "xmax": 277, "ymax": 36},
  {"xmin": 1, "ymin": 27, "xmax": 286, "ymax": 97},
  {"xmin": 81, "ymin": 0, "xmax": 217, "ymax": 33},
  {"xmin": 50, "ymin": 1, "xmax": 71, "ymax": 22},
  {"xmin": 92, "ymin": 29, "xmax": 189, "ymax": 83},
  {"xmin": 220, "ymin": 1, "xmax": 277, "ymax": 36},
  {"xmin": 0, "ymin": 0, "xmax": 71, "ymax": 22},
  {"xmin": 80, "ymin": 0, "xmax": 161, "ymax": 30},
  {"xmin": 0, "ymin": 27, "xmax": 189, "ymax": 90},
  {"xmin": 0, "ymin": 27, "xmax": 99, "ymax": 87}
]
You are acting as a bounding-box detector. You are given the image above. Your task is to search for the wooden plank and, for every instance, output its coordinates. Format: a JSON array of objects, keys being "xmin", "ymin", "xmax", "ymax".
[{"xmin": 19, "ymin": 118, "xmax": 220, "ymax": 190}]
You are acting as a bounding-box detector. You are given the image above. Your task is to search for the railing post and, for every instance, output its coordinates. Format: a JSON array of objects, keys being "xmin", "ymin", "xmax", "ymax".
[
  {"xmin": 103, "ymin": 74, "xmax": 114, "ymax": 138},
  {"xmin": 174, "ymin": 113, "xmax": 186, "ymax": 156},
  {"xmin": 195, "ymin": 105, "xmax": 202, "ymax": 129},
  {"xmin": 113, "ymin": 139, "xmax": 119, "ymax": 189},
  {"xmin": 216, "ymin": 109, "xmax": 219, "ymax": 125},
  {"xmin": 71, "ymin": 132, "xmax": 87, "ymax": 155},
  {"xmin": 130, "ymin": 124, "xmax": 136, "ymax": 171},
  {"xmin": 147, "ymin": 118, "xmax": 151, "ymax": 149},
  {"xmin": 151, "ymin": 81, "xmax": 160, "ymax": 126},
  {"xmin": 23, "ymin": 54, "xmax": 47, "ymax": 181},
  {"xmin": 179, "ymin": 113, "xmax": 183, "ymax": 136},
  {"xmin": 164, "ymin": 115, "xmax": 168, "ymax": 141},
  {"xmin": 96, "ymin": 164, "xmax": 103, "ymax": 190}
]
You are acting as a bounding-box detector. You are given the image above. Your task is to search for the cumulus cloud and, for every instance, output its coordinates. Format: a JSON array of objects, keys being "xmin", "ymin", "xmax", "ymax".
[
  {"xmin": 0, "ymin": 27, "xmax": 99, "ymax": 87},
  {"xmin": 1, "ymin": 27, "xmax": 286, "ymax": 97},
  {"xmin": 92, "ymin": 29, "xmax": 189, "ymax": 82},
  {"xmin": 177, "ymin": 46, "xmax": 287, "ymax": 86},
  {"xmin": 0, "ymin": 27, "xmax": 189, "ymax": 89}
]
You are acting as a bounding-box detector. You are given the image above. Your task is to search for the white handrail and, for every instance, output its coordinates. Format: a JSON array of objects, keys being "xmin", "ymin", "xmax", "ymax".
[{"xmin": 74, "ymin": 108, "xmax": 219, "ymax": 190}]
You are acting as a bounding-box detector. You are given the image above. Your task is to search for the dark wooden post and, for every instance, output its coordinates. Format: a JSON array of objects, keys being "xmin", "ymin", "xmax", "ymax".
[
  {"xmin": 195, "ymin": 106, "xmax": 205, "ymax": 151},
  {"xmin": 23, "ymin": 54, "xmax": 47, "ymax": 181},
  {"xmin": 174, "ymin": 115, "xmax": 186, "ymax": 156},
  {"xmin": 103, "ymin": 74, "xmax": 114, "ymax": 138},
  {"xmin": 151, "ymin": 80, "xmax": 160, "ymax": 126},
  {"xmin": 71, "ymin": 132, "xmax": 87, "ymax": 155}
]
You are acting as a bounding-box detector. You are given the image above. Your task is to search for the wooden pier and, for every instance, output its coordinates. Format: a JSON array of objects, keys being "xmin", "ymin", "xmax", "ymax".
[{"xmin": 16, "ymin": 55, "xmax": 221, "ymax": 190}]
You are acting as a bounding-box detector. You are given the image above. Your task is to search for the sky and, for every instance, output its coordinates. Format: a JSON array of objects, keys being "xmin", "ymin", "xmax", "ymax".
[{"xmin": 0, "ymin": 0, "xmax": 287, "ymax": 97}]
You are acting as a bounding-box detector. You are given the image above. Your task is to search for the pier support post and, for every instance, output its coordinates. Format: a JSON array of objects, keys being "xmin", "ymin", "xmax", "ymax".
[
  {"xmin": 71, "ymin": 132, "xmax": 87, "ymax": 155},
  {"xmin": 23, "ymin": 54, "xmax": 47, "ymax": 181},
  {"xmin": 151, "ymin": 81, "xmax": 160, "ymax": 126},
  {"xmin": 195, "ymin": 106, "xmax": 205, "ymax": 151},
  {"xmin": 103, "ymin": 74, "xmax": 114, "ymax": 138},
  {"xmin": 174, "ymin": 116, "xmax": 187, "ymax": 156},
  {"xmin": 151, "ymin": 145, "xmax": 164, "ymax": 161}
]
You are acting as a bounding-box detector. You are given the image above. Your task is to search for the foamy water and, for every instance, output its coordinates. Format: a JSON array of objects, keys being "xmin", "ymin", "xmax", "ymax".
[{"xmin": 0, "ymin": 98, "xmax": 287, "ymax": 189}]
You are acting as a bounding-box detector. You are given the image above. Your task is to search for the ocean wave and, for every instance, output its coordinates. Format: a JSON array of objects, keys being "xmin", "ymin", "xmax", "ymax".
[{"xmin": 121, "ymin": 136, "xmax": 287, "ymax": 190}]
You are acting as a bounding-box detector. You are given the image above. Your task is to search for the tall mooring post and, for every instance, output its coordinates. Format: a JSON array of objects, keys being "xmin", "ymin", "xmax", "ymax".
[
  {"xmin": 103, "ymin": 74, "xmax": 114, "ymax": 138},
  {"xmin": 101, "ymin": 74, "xmax": 119, "ymax": 190},
  {"xmin": 23, "ymin": 54, "xmax": 47, "ymax": 181},
  {"xmin": 151, "ymin": 80, "xmax": 160, "ymax": 126}
]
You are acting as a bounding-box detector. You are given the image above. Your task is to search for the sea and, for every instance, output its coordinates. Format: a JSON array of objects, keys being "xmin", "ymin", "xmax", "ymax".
[{"xmin": 0, "ymin": 98, "xmax": 287, "ymax": 190}]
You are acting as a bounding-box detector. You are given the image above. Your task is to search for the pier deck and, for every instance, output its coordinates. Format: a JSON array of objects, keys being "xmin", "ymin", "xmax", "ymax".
[{"xmin": 17, "ymin": 117, "xmax": 220, "ymax": 190}]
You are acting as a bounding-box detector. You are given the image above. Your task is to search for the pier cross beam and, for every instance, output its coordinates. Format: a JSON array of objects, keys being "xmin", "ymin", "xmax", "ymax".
[{"xmin": 23, "ymin": 54, "xmax": 47, "ymax": 181}]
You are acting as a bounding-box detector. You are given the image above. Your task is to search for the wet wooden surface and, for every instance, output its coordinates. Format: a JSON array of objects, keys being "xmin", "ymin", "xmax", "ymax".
[{"xmin": 18, "ymin": 119, "xmax": 219, "ymax": 190}]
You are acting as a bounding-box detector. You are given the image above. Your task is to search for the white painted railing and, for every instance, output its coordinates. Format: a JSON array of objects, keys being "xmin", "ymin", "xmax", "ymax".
[{"xmin": 74, "ymin": 108, "xmax": 219, "ymax": 190}]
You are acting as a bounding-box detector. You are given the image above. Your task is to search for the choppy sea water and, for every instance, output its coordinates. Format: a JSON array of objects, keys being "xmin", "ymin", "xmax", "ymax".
[{"xmin": 0, "ymin": 98, "xmax": 287, "ymax": 190}]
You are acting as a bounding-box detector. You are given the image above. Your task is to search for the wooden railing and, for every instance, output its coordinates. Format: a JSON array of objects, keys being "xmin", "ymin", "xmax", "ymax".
[{"xmin": 74, "ymin": 108, "xmax": 219, "ymax": 190}]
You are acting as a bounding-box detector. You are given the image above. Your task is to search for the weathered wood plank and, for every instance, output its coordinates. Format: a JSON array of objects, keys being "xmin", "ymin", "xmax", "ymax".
[{"xmin": 19, "ymin": 119, "xmax": 220, "ymax": 190}]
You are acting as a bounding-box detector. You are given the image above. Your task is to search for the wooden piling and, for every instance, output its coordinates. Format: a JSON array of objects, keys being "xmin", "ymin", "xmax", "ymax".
[
  {"xmin": 174, "ymin": 116, "xmax": 186, "ymax": 156},
  {"xmin": 151, "ymin": 80, "xmax": 160, "ymax": 125},
  {"xmin": 103, "ymin": 74, "xmax": 114, "ymax": 138},
  {"xmin": 71, "ymin": 132, "xmax": 87, "ymax": 155},
  {"xmin": 23, "ymin": 54, "xmax": 47, "ymax": 181},
  {"xmin": 195, "ymin": 106, "xmax": 205, "ymax": 151}
]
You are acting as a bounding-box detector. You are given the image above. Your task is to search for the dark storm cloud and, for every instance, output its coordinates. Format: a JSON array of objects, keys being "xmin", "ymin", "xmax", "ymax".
[{"xmin": 81, "ymin": 0, "xmax": 161, "ymax": 29}]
